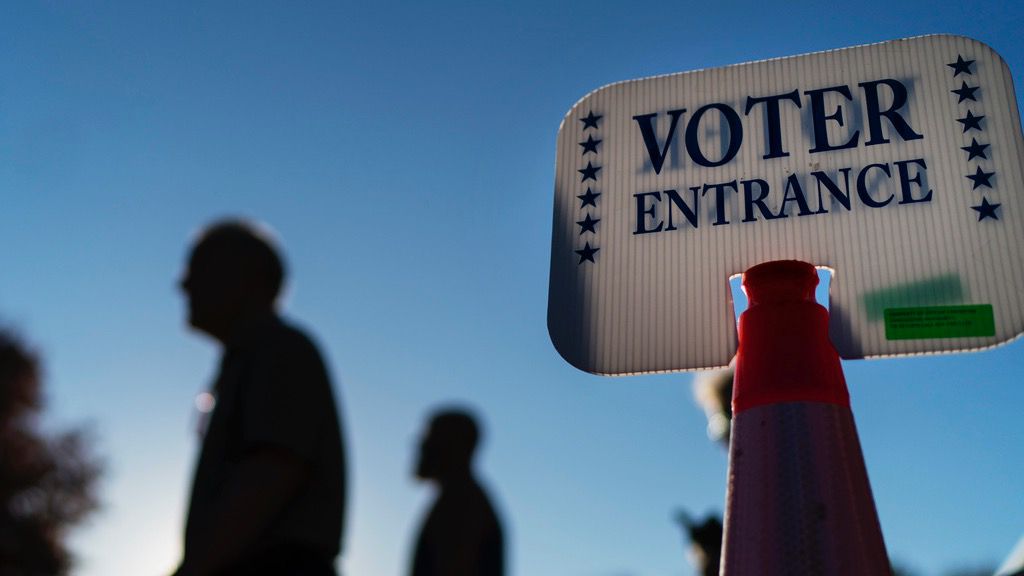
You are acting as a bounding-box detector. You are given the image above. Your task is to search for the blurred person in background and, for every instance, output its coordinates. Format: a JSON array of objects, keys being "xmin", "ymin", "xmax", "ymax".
[
  {"xmin": 410, "ymin": 407, "xmax": 504, "ymax": 576},
  {"xmin": 172, "ymin": 220, "xmax": 347, "ymax": 576}
]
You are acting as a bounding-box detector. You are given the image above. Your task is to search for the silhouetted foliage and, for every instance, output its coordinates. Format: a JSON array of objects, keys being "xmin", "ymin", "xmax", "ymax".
[{"xmin": 0, "ymin": 328, "xmax": 102, "ymax": 575}]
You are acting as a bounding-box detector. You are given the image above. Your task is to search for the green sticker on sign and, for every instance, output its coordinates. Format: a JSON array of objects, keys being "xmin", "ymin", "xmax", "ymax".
[{"xmin": 884, "ymin": 305, "xmax": 995, "ymax": 340}]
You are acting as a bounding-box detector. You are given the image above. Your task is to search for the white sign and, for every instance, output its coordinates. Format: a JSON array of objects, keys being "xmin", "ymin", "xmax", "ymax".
[{"xmin": 548, "ymin": 35, "xmax": 1024, "ymax": 375}]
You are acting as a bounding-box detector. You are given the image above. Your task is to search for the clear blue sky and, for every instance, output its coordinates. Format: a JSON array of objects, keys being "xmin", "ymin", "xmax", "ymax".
[{"xmin": 1, "ymin": 2, "xmax": 1021, "ymax": 575}]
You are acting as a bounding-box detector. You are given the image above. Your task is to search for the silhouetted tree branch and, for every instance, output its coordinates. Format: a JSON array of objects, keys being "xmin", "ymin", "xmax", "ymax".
[{"xmin": 0, "ymin": 328, "xmax": 102, "ymax": 575}]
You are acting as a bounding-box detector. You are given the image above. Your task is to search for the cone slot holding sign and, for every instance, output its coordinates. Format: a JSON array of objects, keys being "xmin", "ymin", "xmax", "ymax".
[{"xmin": 722, "ymin": 260, "xmax": 889, "ymax": 574}]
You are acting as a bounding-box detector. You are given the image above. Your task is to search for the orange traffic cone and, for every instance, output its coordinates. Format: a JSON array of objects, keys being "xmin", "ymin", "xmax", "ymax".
[{"xmin": 721, "ymin": 260, "xmax": 889, "ymax": 574}]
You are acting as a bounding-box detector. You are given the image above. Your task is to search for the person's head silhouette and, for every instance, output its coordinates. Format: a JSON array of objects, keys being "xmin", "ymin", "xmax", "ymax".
[
  {"xmin": 415, "ymin": 409, "xmax": 480, "ymax": 486},
  {"xmin": 179, "ymin": 219, "xmax": 285, "ymax": 344}
]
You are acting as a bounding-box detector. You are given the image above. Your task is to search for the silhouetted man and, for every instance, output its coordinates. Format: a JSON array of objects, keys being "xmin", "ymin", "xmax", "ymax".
[
  {"xmin": 173, "ymin": 220, "xmax": 346, "ymax": 576},
  {"xmin": 411, "ymin": 409, "xmax": 504, "ymax": 576}
]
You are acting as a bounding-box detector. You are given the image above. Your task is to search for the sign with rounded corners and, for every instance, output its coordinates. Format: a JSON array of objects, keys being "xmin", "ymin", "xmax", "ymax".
[{"xmin": 548, "ymin": 35, "xmax": 1024, "ymax": 375}]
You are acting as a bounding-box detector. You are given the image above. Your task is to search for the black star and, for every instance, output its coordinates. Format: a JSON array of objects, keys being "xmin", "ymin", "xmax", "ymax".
[
  {"xmin": 961, "ymin": 138, "xmax": 990, "ymax": 160},
  {"xmin": 575, "ymin": 242, "xmax": 599, "ymax": 264},
  {"xmin": 966, "ymin": 166, "xmax": 995, "ymax": 189},
  {"xmin": 578, "ymin": 161, "xmax": 601, "ymax": 182},
  {"xmin": 972, "ymin": 197, "xmax": 1001, "ymax": 221},
  {"xmin": 579, "ymin": 134, "xmax": 602, "ymax": 155},
  {"xmin": 947, "ymin": 55, "xmax": 974, "ymax": 77},
  {"xmin": 951, "ymin": 82, "xmax": 979, "ymax": 103},
  {"xmin": 576, "ymin": 213, "xmax": 600, "ymax": 235},
  {"xmin": 580, "ymin": 111, "xmax": 602, "ymax": 130},
  {"xmin": 577, "ymin": 187, "xmax": 601, "ymax": 208},
  {"xmin": 957, "ymin": 110, "xmax": 985, "ymax": 133}
]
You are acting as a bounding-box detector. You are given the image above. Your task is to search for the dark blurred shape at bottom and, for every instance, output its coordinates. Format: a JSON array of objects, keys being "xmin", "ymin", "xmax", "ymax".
[
  {"xmin": 675, "ymin": 510, "xmax": 722, "ymax": 576},
  {"xmin": 0, "ymin": 326, "xmax": 103, "ymax": 575}
]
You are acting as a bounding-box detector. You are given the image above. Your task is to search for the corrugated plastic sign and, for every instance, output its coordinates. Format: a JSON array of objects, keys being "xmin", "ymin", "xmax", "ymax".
[{"xmin": 548, "ymin": 35, "xmax": 1024, "ymax": 374}]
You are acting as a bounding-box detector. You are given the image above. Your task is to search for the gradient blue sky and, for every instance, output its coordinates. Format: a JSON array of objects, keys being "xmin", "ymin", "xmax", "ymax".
[{"xmin": 1, "ymin": 2, "xmax": 1021, "ymax": 575}]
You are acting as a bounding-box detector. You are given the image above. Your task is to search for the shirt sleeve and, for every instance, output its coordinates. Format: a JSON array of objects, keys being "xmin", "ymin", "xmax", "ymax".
[{"xmin": 238, "ymin": 333, "xmax": 329, "ymax": 463}]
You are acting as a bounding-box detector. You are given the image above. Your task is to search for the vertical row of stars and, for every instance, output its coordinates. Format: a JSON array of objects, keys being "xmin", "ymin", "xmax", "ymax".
[
  {"xmin": 949, "ymin": 55, "xmax": 1000, "ymax": 221},
  {"xmin": 575, "ymin": 111, "xmax": 602, "ymax": 264}
]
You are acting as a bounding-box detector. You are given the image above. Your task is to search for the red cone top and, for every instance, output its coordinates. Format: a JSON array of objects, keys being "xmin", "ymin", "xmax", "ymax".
[{"xmin": 732, "ymin": 261, "xmax": 850, "ymax": 413}]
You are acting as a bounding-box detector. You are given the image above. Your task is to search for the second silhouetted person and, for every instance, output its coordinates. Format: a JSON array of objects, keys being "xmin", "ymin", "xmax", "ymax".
[{"xmin": 411, "ymin": 409, "xmax": 504, "ymax": 576}]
